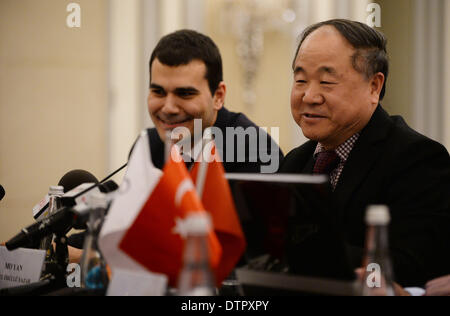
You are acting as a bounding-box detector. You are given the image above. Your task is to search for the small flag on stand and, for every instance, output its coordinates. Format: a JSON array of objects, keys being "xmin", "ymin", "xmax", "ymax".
[{"xmin": 191, "ymin": 138, "xmax": 247, "ymax": 284}]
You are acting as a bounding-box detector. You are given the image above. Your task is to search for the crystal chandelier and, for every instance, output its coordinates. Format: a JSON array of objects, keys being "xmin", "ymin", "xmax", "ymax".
[{"xmin": 221, "ymin": 0, "xmax": 297, "ymax": 109}]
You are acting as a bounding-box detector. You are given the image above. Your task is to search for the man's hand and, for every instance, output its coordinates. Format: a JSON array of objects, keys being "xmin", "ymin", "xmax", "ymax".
[
  {"xmin": 425, "ymin": 275, "xmax": 450, "ymax": 296},
  {"xmin": 68, "ymin": 246, "xmax": 83, "ymax": 264}
]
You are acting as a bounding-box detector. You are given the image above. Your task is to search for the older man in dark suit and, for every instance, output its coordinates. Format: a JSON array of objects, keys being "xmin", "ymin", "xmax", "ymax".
[{"xmin": 280, "ymin": 19, "xmax": 450, "ymax": 288}]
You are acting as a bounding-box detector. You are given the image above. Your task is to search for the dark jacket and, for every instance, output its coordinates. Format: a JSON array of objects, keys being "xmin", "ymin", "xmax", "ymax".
[
  {"xmin": 148, "ymin": 107, "xmax": 283, "ymax": 173},
  {"xmin": 280, "ymin": 105, "xmax": 450, "ymax": 287}
]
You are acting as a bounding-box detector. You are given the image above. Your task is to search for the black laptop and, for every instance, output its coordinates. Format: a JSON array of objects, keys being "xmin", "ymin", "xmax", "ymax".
[{"xmin": 226, "ymin": 173, "xmax": 357, "ymax": 295}]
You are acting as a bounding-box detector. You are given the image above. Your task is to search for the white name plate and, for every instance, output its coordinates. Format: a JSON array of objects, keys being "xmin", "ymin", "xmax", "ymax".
[{"xmin": 0, "ymin": 246, "xmax": 46, "ymax": 289}]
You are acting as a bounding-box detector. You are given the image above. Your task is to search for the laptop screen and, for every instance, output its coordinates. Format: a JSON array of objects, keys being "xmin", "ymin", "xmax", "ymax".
[{"xmin": 226, "ymin": 173, "xmax": 356, "ymax": 282}]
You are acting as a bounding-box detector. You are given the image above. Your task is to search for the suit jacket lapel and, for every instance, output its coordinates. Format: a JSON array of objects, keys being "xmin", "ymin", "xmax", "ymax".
[
  {"xmin": 302, "ymin": 153, "xmax": 315, "ymax": 173},
  {"xmin": 297, "ymin": 141, "xmax": 317, "ymax": 173},
  {"xmin": 332, "ymin": 106, "xmax": 393, "ymax": 216}
]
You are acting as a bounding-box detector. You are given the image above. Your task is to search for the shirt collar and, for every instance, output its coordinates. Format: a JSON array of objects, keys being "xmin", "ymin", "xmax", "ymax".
[{"xmin": 313, "ymin": 133, "xmax": 360, "ymax": 162}]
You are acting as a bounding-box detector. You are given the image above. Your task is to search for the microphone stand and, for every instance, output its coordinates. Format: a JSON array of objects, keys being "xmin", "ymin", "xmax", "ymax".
[
  {"xmin": 1, "ymin": 163, "xmax": 127, "ymax": 296},
  {"xmin": 53, "ymin": 232, "xmax": 69, "ymax": 287}
]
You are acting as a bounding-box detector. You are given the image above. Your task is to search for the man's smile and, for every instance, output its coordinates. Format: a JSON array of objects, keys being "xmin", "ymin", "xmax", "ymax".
[{"xmin": 156, "ymin": 115, "xmax": 193, "ymax": 129}]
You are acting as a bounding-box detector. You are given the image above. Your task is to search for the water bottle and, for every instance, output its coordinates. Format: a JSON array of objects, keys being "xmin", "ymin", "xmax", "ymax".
[
  {"xmin": 361, "ymin": 205, "xmax": 395, "ymax": 296},
  {"xmin": 39, "ymin": 186, "xmax": 64, "ymax": 260},
  {"xmin": 177, "ymin": 213, "xmax": 216, "ymax": 296},
  {"xmin": 80, "ymin": 192, "xmax": 109, "ymax": 290}
]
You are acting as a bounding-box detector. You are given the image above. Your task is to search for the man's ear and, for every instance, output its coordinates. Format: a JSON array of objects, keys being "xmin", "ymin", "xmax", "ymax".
[
  {"xmin": 213, "ymin": 82, "xmax": 226, "ymax": 110},
  {"xmin": 370, "ymin": 72, "xmax": 385, "ymax": 105}
]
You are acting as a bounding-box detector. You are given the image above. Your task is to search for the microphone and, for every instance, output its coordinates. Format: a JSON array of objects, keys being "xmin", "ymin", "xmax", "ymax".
[
  {"xmin": 100, "ymin": 180, "xmax": 119, "ymax": 193},
  {"xmin": 6, "ymin": 189, "xmax": 113, "ymax": 251},
  {"xmin": 58, "ymin": 170, "xmax": 98, "ymax": 192},
  {"xmin": 0, "ymin": 185, "xmax": 5, "ymax": 201},
  {"xmin": 66, "ymin": 180, "xmax": 119, "ymax": 249},
  {"xmin": 6, "ymin": 207, "xmax": 77, "ymax": 251},
  {"xmin": 33, "ymin": 170, "xmax": 99, "ymax": 220},
  {"xmin": 27, "ymin": 165, "xmax": 123, "ymax": 239},
  {"xmin": 60, "ymin": 180, "xmax": 118, "ymax": 208},
  {"xmin": 68, "ymin": 163, "xmax": 127, "ymax": 203}
]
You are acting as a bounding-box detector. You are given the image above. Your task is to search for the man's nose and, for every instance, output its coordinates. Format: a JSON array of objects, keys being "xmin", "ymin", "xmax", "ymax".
[
  {"xmin": 161, "ymin": 94, "xmax": 180, "ymax": 114},
  {"xmin": 302, "ymin": 84, "xmax": 324, "ymax": 105}
]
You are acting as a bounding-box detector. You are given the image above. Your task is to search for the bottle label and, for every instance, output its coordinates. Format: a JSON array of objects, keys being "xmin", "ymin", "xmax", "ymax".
[{"xmin": 32, "ymin": 194, "xmax": 50, "ymax": 220}]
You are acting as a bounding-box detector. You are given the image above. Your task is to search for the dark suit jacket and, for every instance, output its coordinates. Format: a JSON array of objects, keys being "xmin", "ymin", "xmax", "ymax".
[
  {"xmin": 280, "ymin": 105, "xmax": 450, "ymax": 287},
  {"xmin": 147, "ymin": 107, "xmax": 283, "ymax": 173}
]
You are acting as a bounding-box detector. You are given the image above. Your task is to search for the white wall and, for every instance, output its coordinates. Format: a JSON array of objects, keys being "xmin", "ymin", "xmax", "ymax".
[
  {"xmin": 108, "ymin": 0, "xmax": 142, "ymax": 178},
  {"xmin": 411, "ymin": 0, "xmax": 447, "ymax": 145},
  {"xmin": 0, "ymin": 0, "xmax": 109, "ymax": 241},
  {"xmin": 444, "ymin": 0, "xmax": 450, "ymax": 151}
]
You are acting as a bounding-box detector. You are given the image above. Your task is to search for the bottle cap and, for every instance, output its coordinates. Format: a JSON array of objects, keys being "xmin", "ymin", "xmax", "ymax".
[
  {"xmin": 365, "ymin": 205, "xmax": 390, "ymax": 225},
  {"xmin": 49, "ymin": 185, "xmax": 64, "ymax": 196}
]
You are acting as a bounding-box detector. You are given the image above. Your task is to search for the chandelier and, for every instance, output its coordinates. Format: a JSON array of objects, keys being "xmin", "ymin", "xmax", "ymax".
[{"xmin": 220, "ymin": 0, "xmax": 297, "ymax": 109}]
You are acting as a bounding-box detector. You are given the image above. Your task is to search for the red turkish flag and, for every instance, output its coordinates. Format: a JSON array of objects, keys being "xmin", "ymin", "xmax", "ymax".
[
  {"xmin": 191, "ymin": 143, "xmax": 247, "ymax": 284},
  {"xmin": 119, "ymin": 149, "xmax": 222, "ymax": 286}
]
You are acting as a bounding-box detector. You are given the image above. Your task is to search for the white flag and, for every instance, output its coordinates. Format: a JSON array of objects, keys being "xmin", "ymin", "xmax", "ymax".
[{"xmin": 99, "ymin": 130, "xmax": 166, "ymax": 292}]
